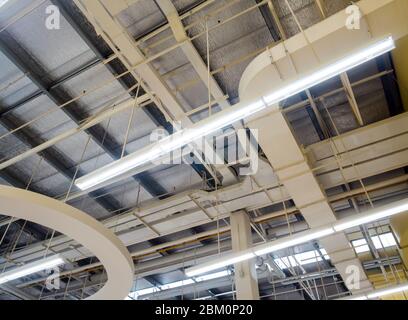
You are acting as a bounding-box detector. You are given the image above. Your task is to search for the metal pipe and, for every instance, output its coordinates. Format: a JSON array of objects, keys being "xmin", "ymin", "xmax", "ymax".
[{"xmin": 0, "ymin": 95, "xmax": 149, "ymax": 171}]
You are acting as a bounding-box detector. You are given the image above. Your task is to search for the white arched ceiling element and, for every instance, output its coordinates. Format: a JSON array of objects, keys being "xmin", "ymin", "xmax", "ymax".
[
  {"xmin": 0, "ymin": 186, "xmax": 134, "ymax": 300},
  {"xmin": 239, "ymin": 0, "xmax": 408, "ymax": 103}
]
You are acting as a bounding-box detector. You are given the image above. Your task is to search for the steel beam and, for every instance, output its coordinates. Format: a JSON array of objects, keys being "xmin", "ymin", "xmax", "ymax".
[
  {"xmin": 51, "ymin": 0, "xmax": 220, "ymax": 189},
  {"xmin": 376, "ymin": 53, "xmax": 405, "ymax": 116},
  {"xmin": 0, "ymin": 58, "xmax": 100, "ymax": 118},
  {"xmin": 247, "ymin": 111, "xmax": 372, "ymax": 293},
  {"xmin": 0, "ymin": 31, "xmax": 167, "ymax": 198},
  {"xmin": 0, "ymin": 109, "xmax": 121, "ymax": 212},
  {"xmin": 75, "ymin": 0, "xmax": 234, "ymax": 185},
  {"xmin": 340, "ymin": 72, "xmax": 364, "ymax": 127},
  {"xmin": 54, "ymin": 0, "xmax": 218, "ymax": 189},
  {"xmin": 155, "ymin": 0, "xmax": 256, "ymax": 160},
  {"xmin": 255, "ymin": 0, "xmax": 281, "ymax": 41}
]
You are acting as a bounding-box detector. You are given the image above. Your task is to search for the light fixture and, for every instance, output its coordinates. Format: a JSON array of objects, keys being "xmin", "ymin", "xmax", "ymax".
[
  {"xmin": 75, "ymin": 100, "xmax": 266, "ymax": 190},
  {"xmin": 0, "ymin": 255, "xmax": 65, "ymax": 285},
  {"xmin": 263, "ymin": 36, "xmax": 395, "ymax": 105},
  {"xmin": 334, "ymin": 199, "xmax": 408, "ymax": 231},
  {"xmin": 367, "ymin": 283, "xmax": 408, "ymax": 299},
  {"xmin": 185, "ymin": 227, "xmax": 334, "ymax": 277},
  {"xmin": 253, "ymin": 227, "xmax": 335, "ymax": 256},
  {"xmin": 340, "ymin": 283, "xmax": 408, "ymax": 300},
  {"xmin": 127, "ymin": 270, "xmax": 233, "ymax": 299},
  {"xmin": 0, "ymin": 0, "xmax": 10, "ymax": 9},
  {"xmin": 347, "ymin": 296, "xmax": 369, "ymax": 301},
  {"xmin": 75, "ymin": 36, "xmax": 395, "ymax": 191},
  {"xmin": 185, "ymin": 252, "xmax": 256, "ymax": 278},
  {"xmin": 185, "ymin": 198, "xmax": 408, "ymax": 277}
]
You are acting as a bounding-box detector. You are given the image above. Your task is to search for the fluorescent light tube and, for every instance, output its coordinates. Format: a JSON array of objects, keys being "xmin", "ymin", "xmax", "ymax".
[
  {"xmin": 334, "ymin": 198, "xmax": 408, "ymax": 231},
  {"xmin": 185, "ymin": 252, "xmax": 255, "ymax": 277},
  {"xmin": 185, "ymin": 199, "xmax": 407, "ymax": 277},
  {"xmin": 263, "ymin": 36, "xmax": 395, "ymax": 105},
  {"xmin": 254, "ymin": 227, "xmax": 335, "ymax": 256},
  {"xmin": 0, "ymin": 255, "xmax": 65, "ymax": 285},
  {"xmin": 185, "ymin": 227, "xmax": 334, "ymax": 277},
  {"xmin": 340, "ymin": 283, "xmax": 408, "ymax": 300},
  {"xmin": 76, "ymin": 36, "xmax": 395, "ymax": 190},
  {"xmin": 367, "ymin": 283, "xmax": 408, "ymax": 299},
  {"xmin": 347, "ymin": 296, "xmax": 368, "ymax": 300},
  {"xmin": 75, "ymin": 100, "xmax": 266, "ymax": 190},
  {"xmin": 0, "ymin": 0, "xmax": 10, "ymax": 9}
]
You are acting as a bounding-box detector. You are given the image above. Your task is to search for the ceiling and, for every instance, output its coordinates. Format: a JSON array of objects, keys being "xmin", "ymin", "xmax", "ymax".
[{"xmin": 0, "ymin": 0, "xmax": 407, "ymax": 300}]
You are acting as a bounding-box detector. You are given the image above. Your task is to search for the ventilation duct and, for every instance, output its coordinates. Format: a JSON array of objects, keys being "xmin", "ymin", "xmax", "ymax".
[{"xmin": 239, "ymin": 0, "xmax": 408, "ymax": 294}]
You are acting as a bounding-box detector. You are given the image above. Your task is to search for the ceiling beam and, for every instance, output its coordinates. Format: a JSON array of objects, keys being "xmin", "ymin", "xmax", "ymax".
[
  {"xmin": 0, "ymin": 58, "xmax": 100, "ymax": 118},
  {"xmin": 0, "ymin": 31, "xmax": 167, "ymax": 198},
  {"xmin": 0, "ymin": 284, "xmax": 35, "ymax": 300},
  {"xmin": 53, "ymin": 0, "xmax": 218, "ymax": 190},
  {"xmin": 73, "ymin": 0, "xmax": 235, "ymax": 187},
  {"xmin": 0, "ymin": 110, "xmax": 121, "ymax": 212},
  {"xmin": 376, "ymin": 53, "xmax": 405, "ymax": 116}
]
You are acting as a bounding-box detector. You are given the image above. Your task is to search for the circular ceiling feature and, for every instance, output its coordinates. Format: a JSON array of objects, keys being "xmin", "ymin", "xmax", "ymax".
[{"xmin": 0, "ymin": 186, "xmax": 134, "ymax": 300}]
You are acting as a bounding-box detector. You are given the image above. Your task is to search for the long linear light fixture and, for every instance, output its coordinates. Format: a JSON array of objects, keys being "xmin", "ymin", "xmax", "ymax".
[
  {"xmin": 0, "ymin": 255, "xmax": 65, "ymax": 285},
  {"xmin": 0, "ymin": 0, "xmax": 10, "ymax": 9},
  {"xmin": 340, "ymin": 283, "xmax": 408, "ymax": 300},
  {"xmin": 75, "ymin": 36, "xmax": 395, "ymax": 190},
  {"xmin": 185, "ymin": 198, "xmax": 408, "ymax": 277}
]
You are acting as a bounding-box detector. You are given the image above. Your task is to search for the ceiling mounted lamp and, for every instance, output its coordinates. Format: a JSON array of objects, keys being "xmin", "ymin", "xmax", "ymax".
[
  {"xmin": 0, "ymin": 0, "xmax": 10, "ymax": 9},
  {"xmin": 185, "ymin": 198, "xmax": 408, "ymax": 277},
  {"xmin": 0, "ymin": 255, "xmax": 65, "ymax": 285},
  {"xmin": 340, "ymin": 283, "xmax": 408, "ymax": 300},
  {"xmin": 75, "ymin": 36, "xmax": 395, "ymax": 191}
]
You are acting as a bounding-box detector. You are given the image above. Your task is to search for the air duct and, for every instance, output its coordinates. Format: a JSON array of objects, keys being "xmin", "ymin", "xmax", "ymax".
[
  {"xmin": 237, "ymin": 0, "xmax": 408, "ymax": 294},
  {"xmin": 390, "ymin": 215, "xmax": 408, "ymax": 268}
]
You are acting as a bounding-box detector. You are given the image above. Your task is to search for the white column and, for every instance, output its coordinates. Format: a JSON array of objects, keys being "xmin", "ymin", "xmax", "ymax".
[{"xmin": 230, "ymin": 211, "xmax": 260, "ymax": 300}]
